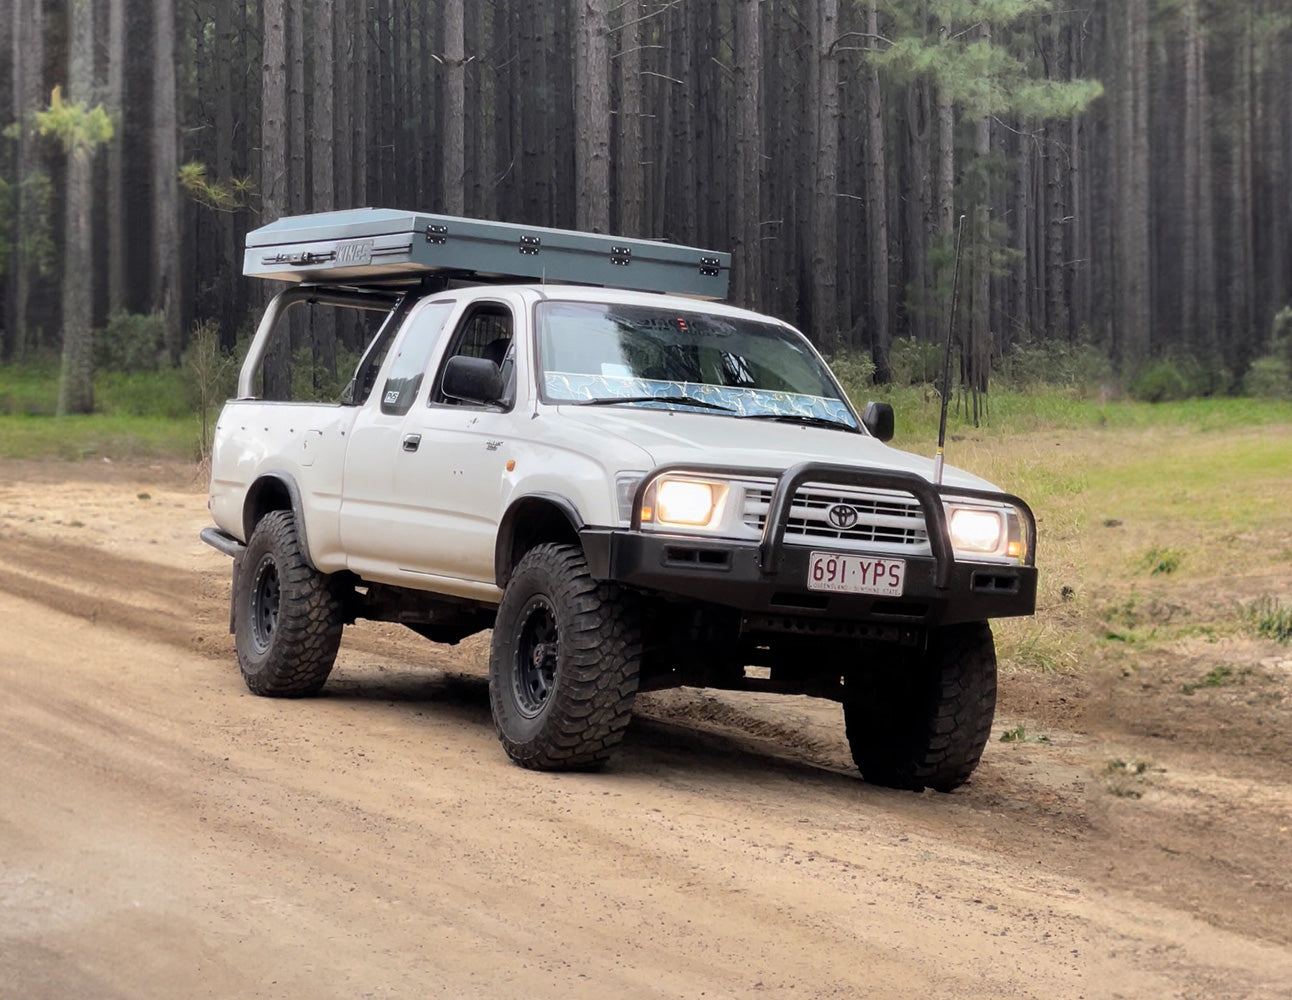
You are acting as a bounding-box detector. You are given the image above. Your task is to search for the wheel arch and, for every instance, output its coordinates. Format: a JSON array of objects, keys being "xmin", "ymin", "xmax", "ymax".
[
  {"xmin": 494, "ymin": 493, "xmax": 584, "ymax": 589},
  {"xmin": 242, "ymin": 473, "xmax": 315, "ymax": 569}
]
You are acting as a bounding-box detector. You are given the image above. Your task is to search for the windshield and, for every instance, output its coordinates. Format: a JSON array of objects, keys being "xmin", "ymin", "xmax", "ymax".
[{"xmin": 536, "ymin": 301, "xmax": 857, "ymax": 428}]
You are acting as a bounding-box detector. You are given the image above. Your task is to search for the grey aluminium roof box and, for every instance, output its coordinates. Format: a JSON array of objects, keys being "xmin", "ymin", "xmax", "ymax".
[{"xmin": 243, "ymin": 208, "xmax": 731, "ymax": 300}]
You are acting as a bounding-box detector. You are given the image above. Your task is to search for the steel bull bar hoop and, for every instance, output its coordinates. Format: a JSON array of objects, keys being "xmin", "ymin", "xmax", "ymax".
[{"xmin": 756, "ymin": 462, "xmax": 1036, "ymax": 588}]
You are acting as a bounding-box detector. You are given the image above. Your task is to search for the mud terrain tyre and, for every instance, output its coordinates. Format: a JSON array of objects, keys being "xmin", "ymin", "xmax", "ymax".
[
  {"xmin": 489, "ymin": 543, "xmax": 642, "ymax": 771},
  {"xmin": 843, "ymin": 622, "xmax": 997, "ymax": 792},
  {"xmin": 235, "ymin": 509, "xmax": 344, "ymax": 697}
]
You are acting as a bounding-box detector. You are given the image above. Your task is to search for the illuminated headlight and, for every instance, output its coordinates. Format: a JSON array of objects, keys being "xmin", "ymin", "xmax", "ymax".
[
  {"xmin": 640, "ymin": 476, "xmax": 731, "ymax": 531},
  {"xmin": 949, "ymin": 507, "xmax": 1003, "ymax": 552},
  {"xmin": 945, "ymin": 501, "xmax": 1023, "ymax": 563},
  {"xmin": 946, "ymin": 505, "xmax": 1025, "ymax": 560}
]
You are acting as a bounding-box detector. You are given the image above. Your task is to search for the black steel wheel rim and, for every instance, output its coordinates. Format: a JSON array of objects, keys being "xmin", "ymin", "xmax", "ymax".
[
  {"xmin": 513, "ymin": 595, "xmax": 559, "ymax": 719},
  {"xmin": 250, "ymin": 554, "xmax": 281, "ymax": 654}
]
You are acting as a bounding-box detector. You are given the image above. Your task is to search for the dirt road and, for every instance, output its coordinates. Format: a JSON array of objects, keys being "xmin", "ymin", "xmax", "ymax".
[{"xmin": 1, "ymin": 459, "xmax": 1289, "ymax": 999}]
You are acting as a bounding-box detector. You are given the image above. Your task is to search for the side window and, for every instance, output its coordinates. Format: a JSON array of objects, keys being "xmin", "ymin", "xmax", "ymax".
[
  {"xmin": 379, "ymin": 300, "xmax": 455, "ymax": 415},
  {"xmin": 431, "ymin": 303, "xmax": 515, "ymax": 405}
]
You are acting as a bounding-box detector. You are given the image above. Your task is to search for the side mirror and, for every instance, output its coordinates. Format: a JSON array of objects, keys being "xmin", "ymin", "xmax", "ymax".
[
  {"xmin": 862, "ymin": 401, "xmax": 894, "ymax": 442},
  {"xmin": 442, "ymin": 355, "xmax": 504, "ymax": 405}
]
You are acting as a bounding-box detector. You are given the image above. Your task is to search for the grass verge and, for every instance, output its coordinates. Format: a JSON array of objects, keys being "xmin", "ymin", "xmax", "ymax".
[{"xmin": 0, "ymin": 413, "xmax": 202, "ymax": 461}]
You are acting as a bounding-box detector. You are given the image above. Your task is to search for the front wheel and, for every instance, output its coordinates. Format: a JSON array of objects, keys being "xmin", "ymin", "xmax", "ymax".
[
  {"xmin": 234, "ymin": 509, "xmax": 344, "ymax": 697},
  {"xmin": 489, "ymin": 543, "xmax": 642, "ymax": 770},
  {"xmin": 843, "ymin": 622, "xmax": 997, "ymax": 792}
]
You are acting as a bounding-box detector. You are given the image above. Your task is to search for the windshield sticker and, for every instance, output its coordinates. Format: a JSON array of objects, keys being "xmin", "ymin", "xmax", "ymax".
[
  {"xmin": 545, "ymin": 373, "xmax": 856, "ymax": 426},
  {"xmin": 605, "ymin": 309, "xmax": 737, "ymax": 338}
]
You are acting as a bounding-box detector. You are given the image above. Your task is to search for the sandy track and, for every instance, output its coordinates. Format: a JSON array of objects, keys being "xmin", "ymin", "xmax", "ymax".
[{"xmin": 1, "ymin": 460, "xmax": 1289, "ymax": 999}]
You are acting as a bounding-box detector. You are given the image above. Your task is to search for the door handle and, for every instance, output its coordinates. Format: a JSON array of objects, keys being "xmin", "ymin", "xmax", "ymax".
[{"xmin": 402, "ymin": 433, "xmax": 422, "ymax": 452}]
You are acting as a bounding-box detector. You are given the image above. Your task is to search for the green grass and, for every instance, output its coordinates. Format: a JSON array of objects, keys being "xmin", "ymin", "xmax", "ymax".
[
  {"xmin": 999, "ymin": 723, "xmax": 1050, "ymax": 744},
  {"xmin": 0, "ymin": 412, "xmax": 203, "ymax": 460},
  {"xmin": 840, "ymin": 380, "xmax": 1292, "ymax": 449},
  {"xmin": 0, "ymin": 361, "xmax": 204, "ymax": 459},
  {"xmin": 1181, "ymin": 666, "xmax": 1238, "ymax": 695},
  {"xmin": 1249, "ymin": 596, "xmax": 1292, "ymax": 644}
]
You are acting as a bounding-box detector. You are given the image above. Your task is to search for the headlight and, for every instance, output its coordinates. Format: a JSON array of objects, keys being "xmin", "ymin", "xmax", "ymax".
[
  {"xmin": 949, "ymin": 507, "xmax": 1003, "ymax": 552},
  {"xmin": 640, "ymin": 475, "xmax": 730, "ymax": 530},
  {"xmin": 657, "ymin": 480, "xmax": 716, "ymax": 524}
]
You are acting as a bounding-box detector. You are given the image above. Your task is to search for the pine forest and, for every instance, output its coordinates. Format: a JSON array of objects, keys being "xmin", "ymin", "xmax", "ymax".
[{"xmin": 3, "ymin": 0, "xmax": 1291, "ymax": 413}]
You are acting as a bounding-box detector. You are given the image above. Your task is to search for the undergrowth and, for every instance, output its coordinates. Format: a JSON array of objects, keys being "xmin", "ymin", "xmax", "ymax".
[{"xmin": 1249, "ymin": 596, "xmax": 1292, "ymax": 644}]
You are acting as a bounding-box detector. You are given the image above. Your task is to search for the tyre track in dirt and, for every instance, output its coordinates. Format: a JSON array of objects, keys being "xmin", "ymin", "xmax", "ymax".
[
  {"xmin": 0, "ymin": 530, "xmax": 224, "ymax": 656},
  {"xmin": 4, "ymin": 467, "xmax": 1292, "ymax": 998}
]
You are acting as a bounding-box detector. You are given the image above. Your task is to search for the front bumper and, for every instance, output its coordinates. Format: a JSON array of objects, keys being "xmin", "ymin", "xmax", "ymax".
[{"xmin": 581, "ymin": 461, "xmax": 1038, "ymax": 628}]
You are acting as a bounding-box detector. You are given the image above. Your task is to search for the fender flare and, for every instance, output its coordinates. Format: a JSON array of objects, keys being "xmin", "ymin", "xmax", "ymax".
[
  {"xmin": 242, "ymin": 472, "xmax": 317, "ymax": 570},
  {"xmin": 493, "ymin": 492, "xmax": 585, "ymax": 588}
]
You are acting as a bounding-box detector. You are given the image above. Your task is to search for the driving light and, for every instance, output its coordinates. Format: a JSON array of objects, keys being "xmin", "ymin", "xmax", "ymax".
[
  {"xmin": 949, "ymin": 507, "xmax": 1004, "ymax": 553},
  {"xmin": 656, "ymin": 479, "xmax": 717, "ymax": 526}
]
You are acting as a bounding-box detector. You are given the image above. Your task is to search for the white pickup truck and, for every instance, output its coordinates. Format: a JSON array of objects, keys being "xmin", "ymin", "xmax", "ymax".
[{"xmin": 203, "ymin": 209, "xmax": 1037, "ymax": 791}]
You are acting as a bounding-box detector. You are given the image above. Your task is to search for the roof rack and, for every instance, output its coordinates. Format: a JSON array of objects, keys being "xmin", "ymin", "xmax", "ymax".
[{"xmin": 243, "ymin": 208, "xmax": 731, "ymax": 301}]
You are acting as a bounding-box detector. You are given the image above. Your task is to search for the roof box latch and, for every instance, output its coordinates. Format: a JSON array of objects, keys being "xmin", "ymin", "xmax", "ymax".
[
  {"xmin": 611, "ymin": 245, "xmax": 632, "ymax": 267},
  {"xmin": 519, "ymin": 234, "xmax": 541, "ymax": 256},
  {"xmin": 699, "ymin": 255, "xmax": 722, "ymax": 276},
  {"xmin": 262, "ymin": 250, "xmax": 336, "ymax": 267},
  {"xmin": 426, "ymin": 223, "xmax": 448, "ymax": 245}
]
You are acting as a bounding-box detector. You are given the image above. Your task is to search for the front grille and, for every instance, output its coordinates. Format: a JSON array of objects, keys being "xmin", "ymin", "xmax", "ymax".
[{"xmin": 743, "ymin": 484, "xmax": 928, "ymax": 548}]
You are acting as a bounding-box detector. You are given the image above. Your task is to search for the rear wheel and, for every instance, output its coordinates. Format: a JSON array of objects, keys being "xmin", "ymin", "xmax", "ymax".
[
  {"xmin": 234, "ymin": 510, "xmax": 343, "ymax": 697},
  {"xmin": 843, "ymin": 622, "xmax": 997, "ymax": 792},
  {"xmin": 489, "ymin": 543, "xmax": 642, "ymax": 770}
]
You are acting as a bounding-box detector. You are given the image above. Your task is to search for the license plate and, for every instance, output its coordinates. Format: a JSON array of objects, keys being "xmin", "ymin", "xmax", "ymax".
[{"xmin": 807, "ymin": 551, "xmax": 905, "ymax": 596}]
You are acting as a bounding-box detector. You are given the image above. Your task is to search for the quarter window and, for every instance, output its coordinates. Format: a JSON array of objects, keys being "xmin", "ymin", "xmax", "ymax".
[{"xmin": 379, "ymin": 300, "xmax": 455, "ymax": 415}]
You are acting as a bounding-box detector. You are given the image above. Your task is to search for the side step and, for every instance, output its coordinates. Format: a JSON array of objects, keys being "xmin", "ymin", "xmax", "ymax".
[{"xmin": 200, "ymin": 527, "xmax": 246, "ymax": 558}]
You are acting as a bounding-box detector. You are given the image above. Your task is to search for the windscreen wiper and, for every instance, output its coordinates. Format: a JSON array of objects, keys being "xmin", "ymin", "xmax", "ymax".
[
  {"xmin": 739, "ymin": 412, "xmax": 857, "ymax": 431},
  {"xmin": 572, "ymin": 395, "xmax": 734, "ymax": 412}
]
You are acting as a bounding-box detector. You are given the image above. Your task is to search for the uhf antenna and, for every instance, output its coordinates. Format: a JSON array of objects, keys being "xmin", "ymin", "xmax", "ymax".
[{"xmin": 934, "ymin": 214, "xmax": 967, "ymax": 486}]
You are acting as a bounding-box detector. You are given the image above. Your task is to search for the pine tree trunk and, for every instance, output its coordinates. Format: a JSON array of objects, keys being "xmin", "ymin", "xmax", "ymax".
[
  {"xmin": 311, "ymin": 1, "xmax": 335, "ymax": 215},
  {"xmin": 1230, "ymin": 8, "xmax": 1255, "ymax": 366},
  {"xmin": 732, "ymin": 0, "xmax": 762, "ymax": 308},
  {"xmin": 865, "ymin": 0, "xmax": 890, "ymax": 369},
  {"xmin": 333, "ymin": 0, "xmax": 352, "ymax": 213},
  {"xmin": 1069, "ymin": 15, "xmax": 1092, "ymax": 344},
  {"xmin": 8, "ymin": 0, "xmax": 44, "ymax": 359},
  {"xmin": 153, "ymin": 0, "xmax": 181, "ymax": 361},
  {"xmin": 261, "ymin": 0, "xmax": 290, "ymax": 400},
  {"xmin": 1112, "ymin": 0, "xmax": 1151, "ymax": 370},
  {"xmin": 970, "ymin": 21, "xmax": 992, "ymax": 405},
  {"xmin": 375, "ymin": 0, "xmax": 394, "ymax": 205},
  {"xmin": 59, "ymin": 0, "xmax": 96, "ymax": 415},
  {"xmin": 575, "ymin": 0, "xmax": 610, "ymax": 233},
  {"xmin": 1259, "ymin": 0, "xmax": 1289, "ymax": 323},
  {"xmin": 105, "ymin": 0, "xmax": 126, "ymax": 315},
  {"xmin": 288, "ymin": 0, "xmax": 305, "ymax": 213},
  {"xmin": 905, "ymin": 81, "xmax": 933, "ymax": 344},
  {"xmin": 616, "ymin": 1, "xmax": 644, "ymax": 237},
  {"xmin": 470, "ymin": 0, "xmax": 495, "ymax": 218},
  {"xmin": 936, "ymin": 83, "xmax": 954, "ymax": 245},
  {"xmin": 442, "ymin": 0, "xmax": 466, "ymax": 216},
  {"xmin": 1046, "ymin": 21, "xmax": 1070, "ymax": 345},
  {"xmin": 666, "ymin": 0, "xmax": 696, "ymax": 242},
  {"xmin": 811, "ymin": 0, "xmax": 840, "ymax": 350},
  {"xmin": 519, "ymin": 3, "xmax": 546, "ymax": 222},
  {"xmin": 211, "ymin": 1, "xmax": 237, "ymax": 346},
  {"xmin": 351, "ymin": 0, "xmax": 367, "ymax": 207},
  {"xmin": 312, "ymin": 0, "xmax": 337, "ymax": 377}
]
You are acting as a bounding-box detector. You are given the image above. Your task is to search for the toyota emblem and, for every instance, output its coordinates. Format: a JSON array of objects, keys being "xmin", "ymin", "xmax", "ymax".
[{"xmin": 827, "ymin": 504, "xmax": 859, "ymax": 529}]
